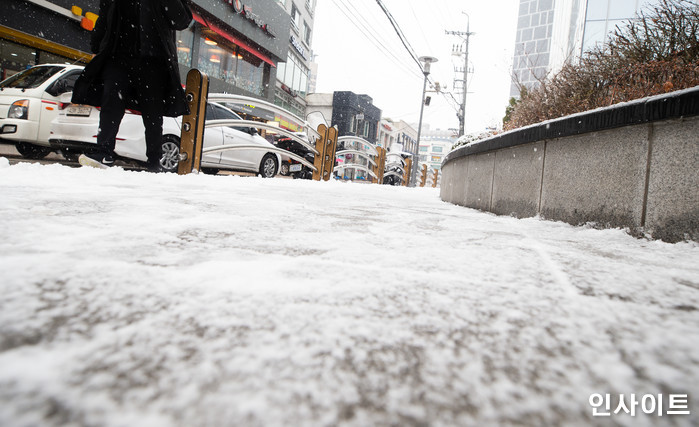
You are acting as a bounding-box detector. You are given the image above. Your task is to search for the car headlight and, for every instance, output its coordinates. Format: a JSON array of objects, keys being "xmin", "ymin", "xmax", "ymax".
[{"xmin": 8, "ymin": 100, "xmax": 29, "ymax": 120}]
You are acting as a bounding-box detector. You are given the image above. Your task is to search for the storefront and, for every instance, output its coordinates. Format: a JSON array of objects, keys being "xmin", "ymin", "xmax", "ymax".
[
  {"xmin": 1, "ymin": 0, "xmax": 290, "ymax": 106},
  {"xmin": 182, "ymin": 0, "xmax": 290, "ymax": 103},
  {"xmin": 0, "ymin": 0, "xmax": 99, "ymax": 79}
]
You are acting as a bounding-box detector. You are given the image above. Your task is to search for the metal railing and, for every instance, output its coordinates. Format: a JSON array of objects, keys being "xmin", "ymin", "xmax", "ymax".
[
  {"xmin": 337, "ymin": 136, "xmax": 379, "ymax": 157},
  {"xmin": 334, "ymin": 164, "xmax": 378, "ymax": 180},
  {"xmin": 335, "ymin": 149, "xmax": 377, "ymax": 168},
  {"xmin": 207, "ymin": 93, "xmax": 320, "ymax": 141}
]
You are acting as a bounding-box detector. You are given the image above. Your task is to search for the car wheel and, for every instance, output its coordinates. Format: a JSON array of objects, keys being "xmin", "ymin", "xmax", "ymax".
[
  {"xmin": 280, "ymin": 162, "xmax": 290, "ymax": 176},
  {"xmin": 159, "ymin": 135, "xmax": 180, "ymax": 173},
  {"xmin": 259, "ymin": 153, "xmax": 277, "ymax": 178},
  {"xmin": 15, "ymin": 142, "xmax": 52, "ymax": 159}
]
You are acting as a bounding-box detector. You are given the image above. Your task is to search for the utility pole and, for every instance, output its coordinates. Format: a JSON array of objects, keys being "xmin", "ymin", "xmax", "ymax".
[{"xmin": 446, "ymin": 13, "xmax": 473, "ymax": 137}]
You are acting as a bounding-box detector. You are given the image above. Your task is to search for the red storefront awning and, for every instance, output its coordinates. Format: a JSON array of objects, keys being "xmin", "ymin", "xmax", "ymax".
[{"xmin": 192, "ymin": 11, "xmax": 276, "ymax": 68}]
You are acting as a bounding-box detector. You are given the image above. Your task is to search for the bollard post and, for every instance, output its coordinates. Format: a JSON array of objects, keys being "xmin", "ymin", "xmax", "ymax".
[
  {"xmin": 403, "ymin": 158, "xmax": 412, "ymax": 187},
  {"xmin": 312, "ymin": 124, "xmax": 328, "ymax": 181},
  {"xmin": 420, "ymin": 164, "xmax": 428, "ymax": 187},
  {"xmin": 323, "ymin": 126, "xmax": 338, "ymax": 181},
  {"xmin": 373, "ymin": 146, "xmax": 386, "ymax": 184},
  {"xmin": 432, "ymin": 169, "xmax": 439, "ymax": 188},
  {"xmin": 178, "ymin": 69, "xmax": 209, "ymax": 175}
]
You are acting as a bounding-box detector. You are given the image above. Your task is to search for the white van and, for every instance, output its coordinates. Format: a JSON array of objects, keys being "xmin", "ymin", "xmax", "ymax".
[{"xmin": 0, "ymin": 64, "xmax": 84, "ymax": 159}]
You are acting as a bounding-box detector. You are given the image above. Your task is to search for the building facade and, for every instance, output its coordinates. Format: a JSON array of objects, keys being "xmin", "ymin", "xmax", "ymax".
[
  {"xmin": 511, "ymin": 0, "xmax": 657, "ymax": 97},
  {"xmin": 1, "ymin": 0, "xmax": 291, "ymax": 107},
  {"xmin": 418, "ymin": 140, "xmax": 453, "ymax": 171},
  {"xmin": 273, "ymin": 0, "xmax": 316, "ymax": 118},
  {"xmin": 330, "ymin": 91, "xmax": 381, "ymax": 144},
  {"xmin": 416, "ymin": 125, "xmax": 457, "ymax": 171},
  {"xmin": 0, "ymin": 0, "xmax": 99, "ymax": 79}
]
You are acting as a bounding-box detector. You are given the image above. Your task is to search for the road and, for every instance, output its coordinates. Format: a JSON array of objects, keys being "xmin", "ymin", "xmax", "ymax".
[{"xmin": 0, "ymin": 142, "xmax": 76, "ymax": 166}]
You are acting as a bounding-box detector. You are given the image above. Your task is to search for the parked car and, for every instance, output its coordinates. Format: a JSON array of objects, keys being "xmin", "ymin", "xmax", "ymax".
[
  {"xmin": 49, "ymin": 97, "xmax": 281, "ymax": 176},
  {"xmin": 0, "ymin": 64, "xmax": 84, "ymax": 159},
  {"xmin": 275, "ymin": 132, "xmax": 314, "ymax": 179}
]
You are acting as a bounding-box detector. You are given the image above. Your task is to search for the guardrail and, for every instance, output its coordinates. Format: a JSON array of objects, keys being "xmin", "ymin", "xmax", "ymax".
[
  {"xmin": 335, "ymin": 149, "xmax": 378, "ymax": 167},
  {"xmin": 334, "ymin": 164, "xmax": 378, "ymax": 180},
  {"xmin": 177, "ymin": 69, "xmax": 337, "ymax": 179}
]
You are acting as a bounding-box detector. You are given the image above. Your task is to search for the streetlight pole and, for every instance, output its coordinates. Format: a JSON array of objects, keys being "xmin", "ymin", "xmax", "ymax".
[{"xmin": 411, "ymin": 56, "xmax": 438, "ymax": 187}]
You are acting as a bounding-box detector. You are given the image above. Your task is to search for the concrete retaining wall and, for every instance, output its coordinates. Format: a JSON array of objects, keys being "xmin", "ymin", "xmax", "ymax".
[{"xmin": 440, "ymin": 88, "xmax": 699, "ymax": 242}]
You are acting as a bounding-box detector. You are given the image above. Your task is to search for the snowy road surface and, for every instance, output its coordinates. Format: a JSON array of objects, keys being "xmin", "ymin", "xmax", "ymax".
[{"xmin": 1, "ymin": 159, "xmax": 698, "ymax": 427}]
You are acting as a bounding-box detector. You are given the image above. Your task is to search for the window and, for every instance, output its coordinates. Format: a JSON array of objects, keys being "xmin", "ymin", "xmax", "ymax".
[
  {"xmin": 291, "ymin": 3, "xmax": 301, "ymax": 31},
  {"xmin": 0, "ymin": 65, "xmax": 63, "ymax": 89},
  {"xmin": 198, "ymin": 29, "xmax": 268, "ymax": 96},
  {"xmin": 176, "ymin": 28, "xmax": 195, "ymax": 67},
  {"xmin": 419, "ymin": 146, "xmax": 428, "ymax": 152},
  {"xmin": 277, "ymin": 53, "xmax": 309, "ymax": 96},
  {"xmin": 303, "ymin": 22, "xmax": 311, "ymax": 45},
  {"xmin": 49, "ymin": 70, "xmax": 81, "ymax": 94},
  {"xmin": 363, "ymin": 122, "xmax": 369, "ymax": 137},
  {"xmin": 432, "ymin": 146, "xmax": 443, "ymax": 153}
]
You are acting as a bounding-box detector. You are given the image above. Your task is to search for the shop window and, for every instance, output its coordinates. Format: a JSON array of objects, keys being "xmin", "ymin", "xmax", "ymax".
[
  {"xmin": 276, "ymin": 61, "xmax": 286, "ymax": 83},
  {"xmin": 176, "ymin": 28, "xmax": 194, "ymax": 67},
  {"xmin": 197, "ymin": 29, "xmax": 268, "ymax": 97},
  {"xmin": 278, "ymin": 53, "xmax": 309, "ymax": 96},
  {"xmin": 419, "ymin": 146, "xmax": 428, "ymax": 152},
  {"xmin": 198, "ymin": 36, "xmax": 225, "ymax": 81},
  {"xmin": 236, "ymin": 49, "xmax": 265, "ymax": 96},
  {"xmin": 0, "ymin": 39, "xmax": 37, "ymax": 78},
  {"xmin": 36, "ymin": 51, "xmax": 73, "ymax": 65}
]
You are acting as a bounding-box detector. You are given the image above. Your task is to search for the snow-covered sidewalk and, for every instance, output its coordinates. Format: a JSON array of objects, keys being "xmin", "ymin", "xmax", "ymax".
[{"xmin": 1, "ymin": 159, "xmax": 698, "ymax": 426}]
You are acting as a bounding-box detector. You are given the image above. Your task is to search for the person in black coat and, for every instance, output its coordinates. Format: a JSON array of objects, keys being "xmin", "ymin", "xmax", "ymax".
[{"xmin": 72, "ymin": 0, "xmax": 192, "ymax": 170}]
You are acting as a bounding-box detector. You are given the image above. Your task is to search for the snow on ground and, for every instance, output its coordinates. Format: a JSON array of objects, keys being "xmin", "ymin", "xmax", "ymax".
[{"xmin": 0, "ymin": 159, "xmax": 698, "ymax": 427}]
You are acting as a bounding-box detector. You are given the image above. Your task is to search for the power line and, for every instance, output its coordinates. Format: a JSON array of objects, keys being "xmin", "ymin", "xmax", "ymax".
[
  {"xmin": 330, "ymin": 0, "xmax": 423, "ymax": 80},
  {"xmin": 406, "ymin": 0, "xmax": 434, "ymax": 54},
  {"xmin": 338, "ymin": 0, "xmax": 423, "ymax": 79},
  {"xmin": 374, "ymin": 0, "xmax": 423, "ymax": 71}
]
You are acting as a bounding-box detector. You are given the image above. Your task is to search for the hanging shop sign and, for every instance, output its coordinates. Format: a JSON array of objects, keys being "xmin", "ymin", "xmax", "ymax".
[{"xmin": 223, "ymin": 0, "xmax": 275, "ymax": 38}]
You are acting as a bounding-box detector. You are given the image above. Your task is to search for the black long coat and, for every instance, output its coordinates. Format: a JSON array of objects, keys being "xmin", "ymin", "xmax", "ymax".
[{"xmin": 72, "ymin": 0, "xmax": 193, "ymax": 117}]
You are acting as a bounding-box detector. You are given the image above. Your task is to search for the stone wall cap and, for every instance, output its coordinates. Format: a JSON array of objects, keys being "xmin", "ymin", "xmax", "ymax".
[{"xmin": 444, "ymin": 85, "xmax": 699, "ymax": 165}]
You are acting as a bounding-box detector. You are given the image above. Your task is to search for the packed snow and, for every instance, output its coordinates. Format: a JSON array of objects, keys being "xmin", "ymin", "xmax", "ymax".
[{"xmin": 0, "ymin": 159, "xmax": 698, "ymax": 426}]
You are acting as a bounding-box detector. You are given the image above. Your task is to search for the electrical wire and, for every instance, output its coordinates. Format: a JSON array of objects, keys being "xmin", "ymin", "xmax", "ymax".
[
  {"xmin": 330, "ymin": 0, "xmax": 424, "ymax": 80},
  {"xmin": 373, "ymin": 0, "xmax": 423, "ymax": 71}
]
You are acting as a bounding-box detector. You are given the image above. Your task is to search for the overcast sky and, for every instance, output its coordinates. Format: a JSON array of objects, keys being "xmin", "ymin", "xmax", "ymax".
[{"xmin": 311, "ymin": 0, "xmax": 519, "ymax": 134}]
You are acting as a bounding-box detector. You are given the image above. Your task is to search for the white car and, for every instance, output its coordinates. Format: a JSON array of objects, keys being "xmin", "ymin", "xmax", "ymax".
[
  {"xmin": 49, "ymin": 97, "xmax": 281, "ymax": 176},
  {"xmin": 0, "ymin": 64, "xmax": 84, "ymax": 159}
]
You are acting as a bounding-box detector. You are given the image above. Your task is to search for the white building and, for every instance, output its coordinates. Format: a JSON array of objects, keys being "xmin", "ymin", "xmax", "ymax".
[
  {"xmin": 511, "ymin": 0, "xmax": 657, "ymax": 97},
  {"xmin": 274, "ymin": 0, "xmax": 317, "ymax": 117},
  {"xmin": 418, "ymin": 140, "xmax": 454, "ymax": 171}
]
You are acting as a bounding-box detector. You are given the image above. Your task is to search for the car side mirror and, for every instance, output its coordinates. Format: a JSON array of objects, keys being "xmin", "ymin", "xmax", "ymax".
[
  {"xmin": 248, "ymin": 127, "xmax": 258, "ymax": 136},
  {"xmin": 46, "ymin": 80, "xmax": 68, "ymax": 97}
]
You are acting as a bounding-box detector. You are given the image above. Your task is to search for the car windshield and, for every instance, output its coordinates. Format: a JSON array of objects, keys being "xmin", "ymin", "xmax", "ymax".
[{"xmin": 0, "ymin": 66, "xmax": 65, "ymax": 90}]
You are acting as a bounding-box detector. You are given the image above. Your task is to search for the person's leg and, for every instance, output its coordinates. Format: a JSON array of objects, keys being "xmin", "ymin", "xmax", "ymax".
[
  {"xmin": 96, "ymin": 60, "xmax": 129, "ymax": 163},
  {"xmin": 142, "ymin": 112, "xmax": 163, "ymax": 171},
  {"xmin": 136, "ymin": 58, "xmax": 167, "ymax": 171}
]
